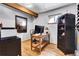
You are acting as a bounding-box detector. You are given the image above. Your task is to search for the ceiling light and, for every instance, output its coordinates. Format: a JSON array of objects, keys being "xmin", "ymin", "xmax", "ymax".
[{"xmin": 27, "ymin": 4, "xmax": 33, "ymax": 8}]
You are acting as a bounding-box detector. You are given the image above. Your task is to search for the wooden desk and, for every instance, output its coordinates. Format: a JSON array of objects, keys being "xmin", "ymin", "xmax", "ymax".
[{"xmin": 31, "ymin": 34, "xmax": 50, "ymax": 52}]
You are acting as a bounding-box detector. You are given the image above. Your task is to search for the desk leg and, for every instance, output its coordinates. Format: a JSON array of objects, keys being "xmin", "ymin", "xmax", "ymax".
[
  {"xmin": 39, "ymin": 38, "xmax": 42, "ymax": 53},
  {"xmin": 31, "ymin": 36, "xmax": 32, "ymax": 50}
]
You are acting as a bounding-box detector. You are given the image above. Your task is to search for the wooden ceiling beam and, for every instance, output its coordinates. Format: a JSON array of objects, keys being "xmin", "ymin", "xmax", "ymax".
[{"xmin": 3, "ymin": 3, "xmax": 38, "ymax": 17}]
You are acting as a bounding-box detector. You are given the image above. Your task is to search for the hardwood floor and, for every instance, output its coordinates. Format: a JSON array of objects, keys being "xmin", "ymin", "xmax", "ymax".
[{"xmin": 21, "ymin": 39, "xmax": 65, "ymax": 56}]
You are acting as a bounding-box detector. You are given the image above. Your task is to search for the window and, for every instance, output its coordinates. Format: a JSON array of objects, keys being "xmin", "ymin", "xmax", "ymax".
[{"xmin": 48, "ymin": 14, "xmax": 61, "ymax": 24}]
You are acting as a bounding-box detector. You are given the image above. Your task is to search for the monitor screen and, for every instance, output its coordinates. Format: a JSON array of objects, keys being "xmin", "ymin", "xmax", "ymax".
[{"xmin": 34, "ymin": 25, "xmax": 44, "ymax": 34}]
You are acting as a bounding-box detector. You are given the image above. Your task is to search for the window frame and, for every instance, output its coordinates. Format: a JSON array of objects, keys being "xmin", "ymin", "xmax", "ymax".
[{"xmin": 48, "ymin": 13, "xmax": 61, "ymax": 24}]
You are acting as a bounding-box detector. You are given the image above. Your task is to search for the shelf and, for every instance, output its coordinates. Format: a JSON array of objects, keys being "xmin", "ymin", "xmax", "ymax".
[
  {"xmin": 58, "ymin": 28, "xmax": 65, "ymax": 30},
  {"xmin": 40, "ymin": 41, "xmax": 48, "ymax": 48},
  {"xmin": 58, "ymin": 24, "xmax": 64, "ymax": 26},
  {"xmin": 58, "ymin": 24, "xmax": 65, "ymax": 27},
  {"xmin": 58, "ymin": 29, "xmax": 65, "ymax": 31},
  {"xmin": 32, "ymin": 41, "xmax": 48, "ymax": 48},
  {"xmin": 32, "ymin": 34, "xmax": 47, "ymax": 39},
  {"xmin": 32, "ymin": 42, "xmax": 40, "ymax": 48}
]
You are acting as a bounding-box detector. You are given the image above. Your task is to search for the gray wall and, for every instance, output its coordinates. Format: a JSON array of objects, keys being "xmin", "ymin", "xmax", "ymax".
[
  {"xmin": 0, "ymin": 4, "xmax": 33, "ymax": 41},
  {"xmin": 0, "ymin": 3, "xmax": 76, "ymax": 42},
  {"xmin": 33, "ymin": 3, "xmax": 77, "ymax": 44}
]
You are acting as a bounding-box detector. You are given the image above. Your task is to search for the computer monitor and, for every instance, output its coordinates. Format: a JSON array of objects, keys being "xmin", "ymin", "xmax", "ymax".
[{"xmin": 34, "ymin": 25, "xmax": 44, "ymax": 34}]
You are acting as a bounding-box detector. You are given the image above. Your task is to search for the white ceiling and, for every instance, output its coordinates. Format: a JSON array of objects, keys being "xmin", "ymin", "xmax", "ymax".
[{"xmin": 19, "ymin": 3, "xmax": 72, "ymax": 13}]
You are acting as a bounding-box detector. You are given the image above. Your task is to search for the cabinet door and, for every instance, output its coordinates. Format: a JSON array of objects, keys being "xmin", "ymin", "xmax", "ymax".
[
  {"xmin": 65, "ymin": 30, "xmax": 75, "ymax": 50},
  {"xmin": 6, "ymin": 38, "xmax": 21, "ymax": 56},
  {"xmin": 6, "ymin": 39, "xmax": 18, "ymax": 56},
  {"xmin": 58, "ymin": 36, "xmax": 66, "ymax": 50},
  {"xmin": 66, "ymin": 14, "xmax": 75, "ymax": 27},
  {"xmin": 0, "ymin": 40, "xmax": 7, "ymax": 56}
]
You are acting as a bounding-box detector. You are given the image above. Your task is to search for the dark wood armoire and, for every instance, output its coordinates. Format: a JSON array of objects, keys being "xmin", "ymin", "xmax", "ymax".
[{"xmin": 57, "ymin": 13, "xmax": 76, "ymax": 54}]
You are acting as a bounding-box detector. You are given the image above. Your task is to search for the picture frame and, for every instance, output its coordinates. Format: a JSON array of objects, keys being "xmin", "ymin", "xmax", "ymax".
[{"xmin": 15, "ymin": 15, "xmax": 27, "ymax": 33}]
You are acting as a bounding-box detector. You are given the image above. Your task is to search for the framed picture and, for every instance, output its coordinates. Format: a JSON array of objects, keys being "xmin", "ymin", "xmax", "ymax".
[{"xmin": 15, "ymin": 15, "xmax": 27, "ymax": 33}]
